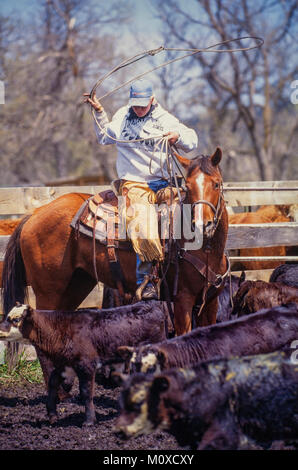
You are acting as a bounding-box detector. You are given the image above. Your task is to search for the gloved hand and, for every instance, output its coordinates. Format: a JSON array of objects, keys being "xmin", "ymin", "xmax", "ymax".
[
  {"xmin": 83, "ymin": 92, "xmax": 104, "ymax": 112},
  {"xmin": 164, "ymin": 131, "xmax": 179, "ymax": 145}
]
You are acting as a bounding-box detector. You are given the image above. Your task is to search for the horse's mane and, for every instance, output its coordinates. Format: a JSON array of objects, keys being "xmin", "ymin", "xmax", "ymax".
[{"xmin": 187, "ymin": 154, "xmax": 222, "ymax": 177}]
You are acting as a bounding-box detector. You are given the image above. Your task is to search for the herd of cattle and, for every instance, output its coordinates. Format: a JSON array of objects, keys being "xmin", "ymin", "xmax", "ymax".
[{"xmin": 0, "ymin": 263, "xmax": 298, "ymax": 450}]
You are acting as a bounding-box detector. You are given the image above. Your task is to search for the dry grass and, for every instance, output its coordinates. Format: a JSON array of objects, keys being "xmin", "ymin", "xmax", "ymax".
[{"xmin": 0, "ymin": 351, "xmax": 43, "ymax": 385}]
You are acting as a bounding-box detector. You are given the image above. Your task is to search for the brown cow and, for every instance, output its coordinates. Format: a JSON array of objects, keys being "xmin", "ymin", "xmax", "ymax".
[
  {"xmin": 231, "ymin": 280, "xmax": 298, "ymax": 317},
  {"xmin": 229, "ymin": 205, "xmax": 290, "ymax": 271},
  {"xmin": 0, "ymin": 301, "xmax": 168, "ymax": 426},
  {"xmin": 113, "ymin": 303, "xmax": 298, "ymax": 377},
  {"xmin": 0, "ymin": 218, "xmax": 22, "ymax": 235}
]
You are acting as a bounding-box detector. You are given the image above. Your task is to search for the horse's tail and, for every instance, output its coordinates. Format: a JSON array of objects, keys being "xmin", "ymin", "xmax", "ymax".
[{"xmin": 1, "ymin": 215, "xmax": 31, "ymax": 317}]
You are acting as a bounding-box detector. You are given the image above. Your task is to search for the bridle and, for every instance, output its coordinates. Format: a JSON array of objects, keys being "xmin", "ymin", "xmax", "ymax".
[
  {"xmin": 191, "ymin": 181, "xmax": 225, "ymax": 242},
  {"xmin": 181, "ymin": 178, "xmax": 230, "ymax": 322}
]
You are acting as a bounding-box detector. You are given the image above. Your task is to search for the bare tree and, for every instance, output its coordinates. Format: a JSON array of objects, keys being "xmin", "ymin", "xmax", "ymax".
[
  {"xmin": 150, "ymin": 0, "xmax": 298, "ymax": 180},
  {"xmin": 0, "ymin": 0, "xmax": 132, "ymax": 185}
]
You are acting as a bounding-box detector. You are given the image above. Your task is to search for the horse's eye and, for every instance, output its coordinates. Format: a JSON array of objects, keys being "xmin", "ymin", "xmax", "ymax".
[{"xmin": 214, "ymin": 182, "xmax": 220, "ymax": 189}]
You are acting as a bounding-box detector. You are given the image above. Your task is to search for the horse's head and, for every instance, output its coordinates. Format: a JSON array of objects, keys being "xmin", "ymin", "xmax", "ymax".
[{"xmin": 175, "ymin": 147, "xmax": 225, "ymax": 242}]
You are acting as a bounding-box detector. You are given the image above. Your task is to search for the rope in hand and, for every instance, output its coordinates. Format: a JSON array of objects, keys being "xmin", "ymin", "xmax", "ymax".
[
  {"xmin": 89, "ymin": 35, "xmax": 263, "ymax": 149},
  {"xmin": 88, "ymin": 35, "xmax": 264, "ymax": 226}
]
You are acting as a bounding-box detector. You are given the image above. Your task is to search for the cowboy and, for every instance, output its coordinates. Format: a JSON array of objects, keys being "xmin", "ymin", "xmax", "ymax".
[{"xmin": 84, "ymin": 79, "xmax": 198, "ymax": 300}]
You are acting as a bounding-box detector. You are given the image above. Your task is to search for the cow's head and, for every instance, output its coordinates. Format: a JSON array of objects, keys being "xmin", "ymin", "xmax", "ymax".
[
  {"xmin": 114, "ymin": 373, "xmax": 155, "ymax": 438},
  {"xmin": 115, "ymin": 367, "xmax": 197, "ymax": 440},
  {"xmin": 231, "ymin": 280, "xmax": 256, "ymax": 317},
  {"xmin": 116, "ymin": 344, "xmax": 167, "ymax": 375},
  {"xmin": 146, "ymin": 368, "xmax": 198, "ymax": 432},
  {"xmin": 0, "ymin": 303, "xmax": 30, "ymax": 342}
]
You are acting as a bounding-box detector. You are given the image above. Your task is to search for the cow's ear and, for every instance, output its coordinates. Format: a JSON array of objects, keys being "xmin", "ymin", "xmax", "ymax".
[
  {"xmin": 152, "ymin": 376, "xmax": 170, "ymax": 393},
  {"xmin": 239, "ymin": 271, "xmax": 246, "ymax": 286},
  {"xmin": 117, "ymin": 346, "xmax": 134, "ymax": 362},
  {"xmin": 211, "ymin": 147, "xmax": 222, "ymax": 166}
]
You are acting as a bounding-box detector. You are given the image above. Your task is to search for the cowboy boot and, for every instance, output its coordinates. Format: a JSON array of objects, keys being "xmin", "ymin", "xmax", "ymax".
[{"xmin": 135, "ymin": 256, "xmax": 158, "ymax": 301}]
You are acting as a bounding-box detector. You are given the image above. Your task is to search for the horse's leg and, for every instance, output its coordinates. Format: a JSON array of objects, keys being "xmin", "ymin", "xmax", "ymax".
[
  {"xmin": 196, "ymin": 296, "xmax": 218, "ymax": 327},
  {"xmin": 31, "ymin": 269, "xmax": 97, "ymax": 311},
  {"xmin": 174, "ymin": 289, "xmax": 196, "ymax": 335},
  {"xmin": 51, "ymin": 268, "xmax": 98, "ymax": 310}
]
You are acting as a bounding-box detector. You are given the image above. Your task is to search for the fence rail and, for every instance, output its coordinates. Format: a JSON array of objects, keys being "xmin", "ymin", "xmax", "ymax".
[
  {"xmin": 0, "ymin": 180, "xmax": 298, "ymax": 214},
  {"xmin": 1, "ymin": 182, "xmax": 298, "ymax": 262},
  {"xmin": 1, "ymin": 221, "xmax": 298, "ymax": 261},
  {"xmin": 0, "ymin": 182, "xmax": 297, "ymax": 268}
]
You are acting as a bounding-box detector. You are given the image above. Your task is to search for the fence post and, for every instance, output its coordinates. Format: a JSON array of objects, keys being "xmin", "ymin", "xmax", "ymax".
[{"xmin": 6, "ymin": 342, "xmax": 20, "ymax": 372}]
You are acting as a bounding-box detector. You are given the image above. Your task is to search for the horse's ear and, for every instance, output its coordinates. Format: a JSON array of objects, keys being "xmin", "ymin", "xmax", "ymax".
[
  {"xmin": 210, "ymin": 147, "xmax": 222, "ymax": 166},
  {"xmin": 172, "ymin": 149, "xmax": 191, "ymax": 170}
]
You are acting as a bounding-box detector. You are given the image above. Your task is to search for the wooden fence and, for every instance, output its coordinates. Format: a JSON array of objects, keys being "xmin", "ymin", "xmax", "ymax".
[
  {"xmin": 1, "ymin": 180, "xmax": 298, "ymax": 267},
  {"xmin": 0, "ymin": 181, "xmax": 297, "ymax": 365}
]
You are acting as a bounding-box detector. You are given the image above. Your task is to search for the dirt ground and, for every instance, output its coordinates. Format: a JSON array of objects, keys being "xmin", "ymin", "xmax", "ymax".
[
  {"xmin": 1, "ymin": 375, "xmax": 297, "ymax": 452},
  {"xmin": 0, "ymin": 378, "xmax": 182, "ymax": 451}
]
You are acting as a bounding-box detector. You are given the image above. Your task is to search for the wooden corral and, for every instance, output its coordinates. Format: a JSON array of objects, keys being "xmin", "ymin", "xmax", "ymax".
[
  {"xmin": 0, "ymin": 181, "xmax": 297, "ymax": 363},
  {"xmin": 0, "ymin": 181, "xmax": 297, "ymax": 296}
]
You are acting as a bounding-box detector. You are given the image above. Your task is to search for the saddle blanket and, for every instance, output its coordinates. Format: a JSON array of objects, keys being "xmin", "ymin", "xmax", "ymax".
[
  {"xmin": 70, "ymin": 187, "xmax": 185, "ymax": 249},
  {"xmin": 70, "ymin": 190, "xmax": 132, "ymax": 250}
]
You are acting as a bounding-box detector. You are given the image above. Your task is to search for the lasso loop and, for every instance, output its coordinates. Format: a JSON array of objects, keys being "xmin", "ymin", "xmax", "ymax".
[
  {"xmin": 89, "ymin": 36, "xmax": 263, "ymax": 184},
  {"xmin": 90, "ymin": 36, "xmax": 264, "ymax": 102}
]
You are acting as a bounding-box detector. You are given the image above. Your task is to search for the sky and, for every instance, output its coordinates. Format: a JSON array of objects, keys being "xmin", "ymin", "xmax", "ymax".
[
  {"xmin": 0, "ymin": 0, "xmax": 160, "ymax": 35},
  {"xmin": 0, "ymin": 0, "xmax": 38, "ymax": 16},
  {"xmin": 0, "ymin": 0, "xmax": 163, "ymax": 60}
]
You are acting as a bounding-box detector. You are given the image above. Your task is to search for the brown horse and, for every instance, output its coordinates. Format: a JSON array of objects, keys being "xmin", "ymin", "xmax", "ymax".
[{"xmin": 2, "ymin": 147, "xmax": 228, "ymax": 389}]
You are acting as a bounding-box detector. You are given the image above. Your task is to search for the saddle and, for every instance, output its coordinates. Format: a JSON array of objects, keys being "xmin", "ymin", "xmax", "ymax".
[{"xmin": 71, "ymin": 186, "xmax": 185, "ymax": 252}]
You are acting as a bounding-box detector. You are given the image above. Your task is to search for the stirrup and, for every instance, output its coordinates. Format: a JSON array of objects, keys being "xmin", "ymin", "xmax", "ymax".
[{"xmin": 135, "ymin": 275, "xmax": 160, "ymax": 301}]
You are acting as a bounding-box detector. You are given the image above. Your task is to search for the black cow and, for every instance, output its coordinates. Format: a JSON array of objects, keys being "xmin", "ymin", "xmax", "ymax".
[
  {"xmin": 231, "ymin": 280, "xmax": 298, "ymax": 317},
  {"xmin": 113, "ymin": 303, "xmax": 298, "ymax": 377},
  {"xmin": 0, "ymin": 301, "xmax": 168, "ymax": 425},
  {"xmin": 269, "ymin": 263, "xmax": 298, "ymax": 288},
  {"xmin": 216, "ymin": 273, "xmax": 244, "ymax": 322},
  {"xmin": 115, "ymin": 351, "xmax": 298, "ymax": 450}
]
